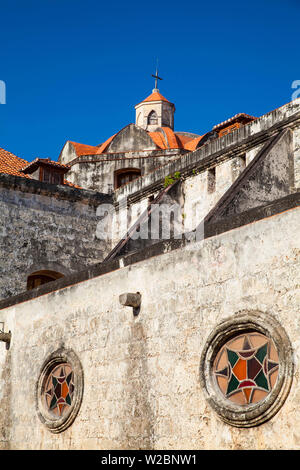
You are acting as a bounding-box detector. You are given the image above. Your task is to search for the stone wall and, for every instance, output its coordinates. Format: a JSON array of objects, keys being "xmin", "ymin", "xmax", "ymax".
[
  {"xmin": 0, "ymin": 174, "xmax": 112, "ymax": 300},
  {"xmin": 108, "ymin": 101, "xmax": 300, "ymax": 246},
  {"xmin": 293, "ymin": 127, "xmax": 300, "ymax": 189},
  {"xmin": 114, "ymin": 99, "xmax": 300, "ymax": 205},
  {"xmin": 66, "ymin": 150, "xmax": 182, "ymax": 194},
  {"xmin": 0, "ymin": 203, "xmax": 299, "ymax": 449}
]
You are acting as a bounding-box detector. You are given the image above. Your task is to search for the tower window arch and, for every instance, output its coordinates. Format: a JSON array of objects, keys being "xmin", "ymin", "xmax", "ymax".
[
  {"xmin": 27, "ymin": 270, "xmax": 64, "ymax": 290},
  {"xmin": 147, "ymin": 110, "xmax": 158, "ymax": 125}
]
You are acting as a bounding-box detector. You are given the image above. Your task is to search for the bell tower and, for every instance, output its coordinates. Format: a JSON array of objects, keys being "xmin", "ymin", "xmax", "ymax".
[{"xmin": 135, "ymin": 70, "xmax": 175, "ymax": 131}]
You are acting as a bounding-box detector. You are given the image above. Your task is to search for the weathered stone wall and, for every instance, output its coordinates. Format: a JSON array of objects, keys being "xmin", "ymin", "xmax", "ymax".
[
  {"xmin": 114, "ymin": 99, "xmax": 300, "ymax": 205},
  {"xmin": 110, "ymin": 101, "xmax": 300, "ymax": 244},
  {"xmin": 293, "ymin": 127, "xmax": 300, "ymax": 189},
  {"xmin": 67, "ymin": 151, "xmax": 182, "ymax": 194},
  {"xmin": 0, "ymin": 205, "xmax": 299, "ymax": 449},
  {"xmin": 0, "ymin": 175, "xmax": 112, "ymax": 300},
  {"xmin": 111, "ymin": 143, "xmax": 274, "ymax": 245}
]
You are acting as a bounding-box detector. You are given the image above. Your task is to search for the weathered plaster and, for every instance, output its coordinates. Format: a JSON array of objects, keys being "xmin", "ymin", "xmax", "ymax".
[{"xmin": 0, "ymin": 206, "xmax": 299, "ymax": 449}]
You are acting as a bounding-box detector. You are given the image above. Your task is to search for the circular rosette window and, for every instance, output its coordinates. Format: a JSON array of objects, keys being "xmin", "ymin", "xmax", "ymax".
[
  {"xmin": 214, "ymin": 333, "xmax": 279, "ymax": 406},
  {"xmin": 36, "ymin": 349, "xmax": 83, "ymax": 433},
  {"xmin": 200, "ymin": 311, "xmax": 293, "ymax": 427}
]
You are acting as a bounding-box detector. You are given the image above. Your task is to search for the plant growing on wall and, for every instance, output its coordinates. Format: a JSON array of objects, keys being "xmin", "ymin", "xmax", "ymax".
[{"xmin": 164, "ymin": 171, "xmax": 181, "ymax": 188}]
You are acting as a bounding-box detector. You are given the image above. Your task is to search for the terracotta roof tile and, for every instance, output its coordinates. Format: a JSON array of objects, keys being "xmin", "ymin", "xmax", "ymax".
[
  {"xmin": 70, "ymin": 142, "xmax": 100, "ymax": 156},
  {"xmin": 136, "ymin": 91, "xmax": 173, "ymax": 107},
  {"xmin": 0, "ymin": 147, "xmax": 31, "ymax": 178},
  {"xmin": 63, "ymin": 179, "xmax": 82, "ymax": 189},
  {"xmin": 184, "ymin": 136, "xmax": 204, "ymax": 151},
  {"xmin": 148, "ymin": 129, "xmax": 199, "ymax": 150},
  {"xmin": 0, "ymin": 146, "xmax": 80, "ymax": 188},
  {"xmin": 213, "ymin": 113, "xmax": 257, "ymax": 131},
  {"xmin": 143, "ymin": 91, "xmax": 170, "ymax": 103},
  {"xmin": 148, "ymin": 131, "xmax": 168, "ymax": 149},
  {"xmin": 160, "ymin": 127, "xmax": 180, "ymax": 149},
  {"xmin": 175, "ymin": 134, "xmax": 195, "ymax": 148},
  {"xmin": 96, "ymin": 134, "xmax": 117, "ymax": 154},
  {"xmin": 22, "ymin": 158, "xmax": 70, "ymax": 173}
]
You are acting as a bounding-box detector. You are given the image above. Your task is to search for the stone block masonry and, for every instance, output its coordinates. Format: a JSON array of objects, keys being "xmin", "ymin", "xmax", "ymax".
[{"xmin": 0, "ymin": 174, "xmax": 112, "ymax": 300}]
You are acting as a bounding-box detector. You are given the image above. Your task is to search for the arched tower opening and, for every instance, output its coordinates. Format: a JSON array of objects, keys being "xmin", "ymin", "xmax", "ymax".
[{"xmin": 27, "ymin": 270, "xmax": 64, "ymax": 290}]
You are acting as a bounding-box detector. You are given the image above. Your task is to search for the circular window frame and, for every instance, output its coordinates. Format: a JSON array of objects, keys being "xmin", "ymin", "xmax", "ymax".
[
  {"xmin": 199, "ymin": 311, "xmax": 294, "ymax": 427},
  {"xmin": 36, "ymin": 348, "xmax": 84, "ymax": 433}
]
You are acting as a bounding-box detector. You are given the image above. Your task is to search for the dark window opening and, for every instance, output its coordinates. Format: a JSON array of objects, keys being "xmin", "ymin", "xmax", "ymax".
[
  {"xmin": 40, "ymin": 167, "xmax": 64, "ymax": 185},
  {"xmin": 241, "ymin": 154, "xmax": 246, "ymax": 167},
  {"xmin": 147, "ymin": 110, "xmax": 158, "ymax": 125},
  {"xmin": 43, "ymin": 169, "xmax": 50, "ymax": 183},
  {"xmin": 27, "ymin": 270, "xmax": 64, "ymax": 290},
  {"xmin": 148, "ymin": 195, "xmax": 155, "ymax": 206},
  {"xmin": 114, "ymin": 169, "xmax": 141, "ymax": 189},
  {"xmin": 207, "ymin": 167, "xmax": 216, "ymax": 193}
]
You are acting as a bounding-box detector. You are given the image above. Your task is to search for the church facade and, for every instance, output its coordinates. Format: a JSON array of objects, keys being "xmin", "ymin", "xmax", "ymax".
[{"xmin": 0, "ymin": 86, "xmax": 299, "ymax": 449}]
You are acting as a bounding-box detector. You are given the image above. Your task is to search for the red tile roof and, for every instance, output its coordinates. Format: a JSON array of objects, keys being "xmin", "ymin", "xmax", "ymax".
[
  {"xmin": 142, "ymin": 91, "xmax": 170, "ymax": 103},
  {"xmin": 175, "ymin": 134, "xmax": 195, "ymax": 148},
  {"xmin": 63, "ymin": 179, "xmax": 82, "ymax": 189},
  {"xmin": 22, "ymin": 158, "xmax": 70, "ymax": 173},
  {"xmin": 0, "ymin": 146, "xmax": 82, "ymax": 188},
  {"xmin": 96, "ymin": 134, "xmax": 116, "ymax": 154},
  {"xmin": 70, "ymin": 141, "xmax": 100, "ymax": 156},
  {"xmin": 213, "ymin": 113, "xmax": 257, "ymax": 131},
  {"xmin": 148, "ymin": 131, "xmax": 168, "ymax": 149},
  {"xmin": 184, "ymin": 136, "xmax": 204, "ymax": 151},
  {"xmin": 160, "ymin": 127, "xmax": 180, "ymax": 149},
  {"xmin": 135, "ymin": 91, "xmax": 173, "ymax": 107},
  {"xmin": 64, "ymin": 110, "xmax": 257, "ymax": 160},
  {"xmin": 77, "ymin": 128, "xmax": 200, "ymax": 153},
  {"xmin": 0, "ymin": 147, "xmax": 31, "ymax": 178}
]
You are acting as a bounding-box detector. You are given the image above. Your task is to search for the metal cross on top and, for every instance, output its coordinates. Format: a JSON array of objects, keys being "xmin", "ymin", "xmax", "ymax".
[{"xmin": 152, "ymin": 68, "xmax": 163, "ymax": 89}]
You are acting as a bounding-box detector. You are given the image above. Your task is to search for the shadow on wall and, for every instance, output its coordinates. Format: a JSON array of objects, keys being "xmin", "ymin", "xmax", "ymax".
[
  {"xmin": 0, "ymin": 349, "xmax": 12, "ymax": 449},
  {"xmin": 121, "ymin": 322, "xmax": 155, "ymax": 449}
]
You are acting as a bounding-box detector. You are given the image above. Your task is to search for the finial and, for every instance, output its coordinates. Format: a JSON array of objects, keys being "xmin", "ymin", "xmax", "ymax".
[{"xmin": 152, "ymin": 61, "xmax": 163, "ymax": 92}]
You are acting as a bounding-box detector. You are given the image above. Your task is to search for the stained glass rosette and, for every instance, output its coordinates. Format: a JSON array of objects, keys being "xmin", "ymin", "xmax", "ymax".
[
  {"xmin": 214, "ymin": 333, "xmax": 279, "ymax": 405},
  {"xmin": 44, "ymin": 363, "xmax": 75, "ymax": 417}
]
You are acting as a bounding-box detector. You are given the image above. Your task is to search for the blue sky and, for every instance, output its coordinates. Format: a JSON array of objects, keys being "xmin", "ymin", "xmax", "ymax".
[{"xmin": 0, "ymin": 0, "xmax": 299, "ymax": 162}]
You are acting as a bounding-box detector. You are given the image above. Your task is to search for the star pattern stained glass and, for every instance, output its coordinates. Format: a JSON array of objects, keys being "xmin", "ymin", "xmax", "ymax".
[
  {"xmin": 214, "ymin": 333, "xmax": 279, "ymax": 405},
  {"xmin": 44, "ymin": 363, "xmax": 75, "ymax": 417}
]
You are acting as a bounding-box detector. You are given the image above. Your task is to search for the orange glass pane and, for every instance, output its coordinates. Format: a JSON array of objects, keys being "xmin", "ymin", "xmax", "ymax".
[
  {"xmin": 243, "ymin": 388, "xmax": 252, "ymax": 404},
  {"xmin": 233, "ymin": 359, "xmax": 247, "ymax": 380},
  {"xmin": 62, "ymin": 382, "xmax": 69, "ymax": 399}
]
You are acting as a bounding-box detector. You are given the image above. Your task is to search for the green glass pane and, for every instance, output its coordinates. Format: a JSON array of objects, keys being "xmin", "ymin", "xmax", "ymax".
[
  {"xmin": 66, "ymin": 393, "xmax": 72, "ymax": 406},
  {"xmin": 52, "ymin": 376, "xmax": 58, "ymax": 387},
  {"xmin": 255, "ymin": 370, "xmax": 269, "ymax": 391},
  {"xmin": 227, "ymin": 349, "xmax": 239, "ymax": 367},
  {"xmin": 255, "ymin": 343, "xmax": 268, "ymax": 364},
  {"xmin": 226, "ymin": 374, "xmax": 239, "ymax": 395},
  {"xmin": 49, "ymin": 395, "xmax": 57, "ymax": 410},
  {"xmin": 66, "ymin": 372, "xmax": 72, "ymax": 385}
]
